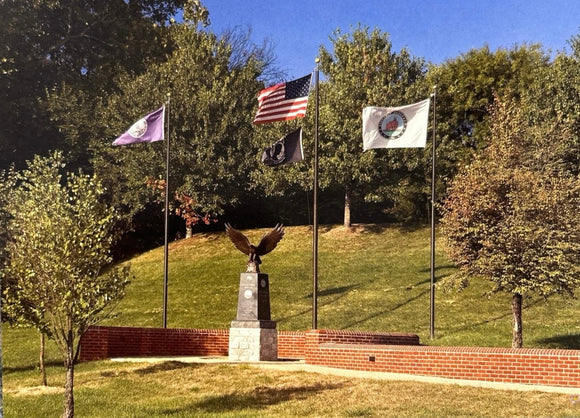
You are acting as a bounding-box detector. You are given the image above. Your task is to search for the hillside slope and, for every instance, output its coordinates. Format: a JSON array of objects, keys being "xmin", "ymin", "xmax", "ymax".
[{"xmin": 103, "ymin": 224, "xmax": 580, "ymax": 348}]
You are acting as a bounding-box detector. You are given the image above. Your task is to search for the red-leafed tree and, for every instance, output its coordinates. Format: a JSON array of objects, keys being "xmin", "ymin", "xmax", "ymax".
[{"xmin": 146, "ymin": 178, "xmax": 215, "ymax": 238}]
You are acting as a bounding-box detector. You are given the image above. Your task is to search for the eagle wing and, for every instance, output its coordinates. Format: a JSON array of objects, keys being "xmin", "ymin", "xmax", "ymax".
[
  {"xmin": 255, "ymin": 224, "xmax": 285, "ymax": 256},
  {"xmin": 225, "ymin": 223, "xmax": 252, "ymax": 255}
]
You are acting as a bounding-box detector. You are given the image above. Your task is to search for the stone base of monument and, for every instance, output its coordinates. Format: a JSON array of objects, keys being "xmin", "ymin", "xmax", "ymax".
[
  {"xmin": 229, "ymin": 272, "xmax": 278, "ymax": 362},
  {"xmin": 229, "ymin": 320, "xmax": 278, "ymax": 361}
]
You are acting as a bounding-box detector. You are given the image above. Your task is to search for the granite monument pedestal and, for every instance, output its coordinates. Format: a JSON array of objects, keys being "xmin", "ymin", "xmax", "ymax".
[{"xmin": 229, "ymin": 272, "xmax": 278, "ymax": 361}]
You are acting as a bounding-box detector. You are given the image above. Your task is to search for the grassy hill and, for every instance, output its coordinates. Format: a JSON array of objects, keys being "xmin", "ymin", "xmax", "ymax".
[{"xmin": 103, "ymin": 224, "xmax": 580, "ymax": 349}]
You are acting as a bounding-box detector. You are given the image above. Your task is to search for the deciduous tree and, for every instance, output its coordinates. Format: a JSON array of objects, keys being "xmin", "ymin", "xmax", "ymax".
[
  {"xmin": 0, "ymin": 0, "xmax": 195, "ymax": 172},
  {"xmin": 440, "ymin": 97, "xmax": 580, "ymax": 348},
  {"xmin": 2, "ymin": 152, "xmax": 130, "ymax": 417},
  {"xmin": 93, "ymin": 23, "xmax": 276, "ymax": 228},
  {"xmin": 423, "ymin": 44, "xmax": 550, "ymax": 196},
  {"xmin": 317, "ymin": 25, "xmax": 427, "ymax": 226}
]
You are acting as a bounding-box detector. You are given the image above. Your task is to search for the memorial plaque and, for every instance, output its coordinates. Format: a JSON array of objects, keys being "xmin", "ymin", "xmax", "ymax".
[{"xmin": 235, "ymin": 272, "xmax": 270, "ymax": 321}]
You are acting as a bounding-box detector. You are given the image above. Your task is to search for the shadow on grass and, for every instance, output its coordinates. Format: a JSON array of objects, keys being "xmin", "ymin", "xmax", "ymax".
[
  {"xmin": 538, "ymin": 334, "xmax": 580, "ymax": 349},
  {"xmin": 133, "ymin": 361, "xmax": 202, "ymax": 376},
  {"xmin": 419, "ymin": 264, "xmax": 456, "ymax": 273},
  {"xmin": 344, "ymin": 289, "xmax": 430, "ymax": 329},
  {"xmin": 357, "ymin": 223, "xmax": 425, "ymax": 234},
  {"xmin": 410, "ymin": 277, "xmax": 430, "ymax": 287},
  {"xmin": 158, "ymin": 382, "xmax": 343, "ymax": 415},
  {"xmin": 311, "ymin": 284, "xmax": 360, "ymax": 298},
  {"xmin": 4, "ymin": 360, "xmax": 63, "ymax": 375},
  {"xmin": 446, "ymin": 298, "xmax": 543, "ymax": 334},
  {"xmin": 276, "ymin": 285, "xmax": 359, "ymax": 323}
]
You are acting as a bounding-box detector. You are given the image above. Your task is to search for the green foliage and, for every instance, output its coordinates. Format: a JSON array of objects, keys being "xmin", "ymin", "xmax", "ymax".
[
  {"xmin": 440, "ymin": 96, "xmax": 580, "ymax": 345},
  {"xmin": 317, "ymin": 25, "xmax": 429, "ymax": 223},
  {"xmin": 93, "ymin": 24, "xmax": 275, "ymax": 222},
  {"xmin": 523, "ymin": 44, "xmax": 580, "ymax": 176},
  {"xmin": 426, "ymin": 44, "xmax": 549, "ymax": 150},
  {"xmin": 2, "ymin": 152, "xmax": 131, "ymax": 341},
  {"xmin": 1, "ymin": 152, "xmax": 131, "ymax": 415},
  {"xmin": 423, "ymin": 44, "xmax": 551, "ymax": 208},
  {"xmin": 0, "ymin": 0, "xmax": 188, "ymax": 171}
]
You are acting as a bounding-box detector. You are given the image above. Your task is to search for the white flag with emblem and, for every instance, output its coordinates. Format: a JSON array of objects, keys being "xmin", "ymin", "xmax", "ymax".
[{"xmin": 362, "ymin": 98, "xmax": 430, "ymax": 150}]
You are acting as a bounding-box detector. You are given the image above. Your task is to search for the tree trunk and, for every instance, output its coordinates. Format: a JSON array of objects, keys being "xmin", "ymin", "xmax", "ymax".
[
  {"xmin": 63, "ymin": 336, "xmax": 75, "ymax": 418},
  {"xmin": 344, "ymin": 189, "xmax": 351, "ymax": 228},
  {"xmin": 185, "ymin": 224, "xmax": 193, "ymax": 239},
  {"xmin": 40, "ymin": 332, "xmax": 47, "ymax": 386},
  {"xmin": 511, "ymin": 293, "xmax": 523, "ymax": 348}
]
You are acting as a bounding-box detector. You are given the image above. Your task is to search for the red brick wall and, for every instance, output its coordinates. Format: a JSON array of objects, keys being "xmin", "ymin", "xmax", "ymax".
[
  {"xmin": 79, "ymin": 326, "xmax": 230, "ymax": 361},
  {"xmin": 311, "ymin": 329, "xmax": 420, "ymax": 346},
  {"xmin": 277, "ymin": 331, "xmax": 306, "ymax": 359},
  {"xmin": 304, "ymin": 330, "xmax": 580, "ymax": 388},
  {"xmin": 80, "ymin": 326, "xmax": 580, "ymax": 389},
  {"xmin": 80, "ymin": 327, "xmax": 414, "ymax": 361}
]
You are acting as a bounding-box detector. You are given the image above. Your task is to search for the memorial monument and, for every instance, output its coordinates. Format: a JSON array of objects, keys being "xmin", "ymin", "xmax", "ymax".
[{"xmin": 225, "ymin": 223, "xmax": 284, "ymax": 361}]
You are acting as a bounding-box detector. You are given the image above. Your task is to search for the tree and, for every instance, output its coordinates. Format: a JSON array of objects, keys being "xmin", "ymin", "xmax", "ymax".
[
  {"xmin": 146, "ymin": 178, "xmax": 216, "ymax": 238},
  {"xmin": 423, "ymin": 45, "xmax": 550, "ymax": 199},
  {"xmin": 523, "ymin": 35, "xmax": 580, "ymax": 177},
  {"xmin": 317, "ymin": 25, "xmax": 427, "ymax": 226},
  {"xmin": 1, "ymin": 152, "xmax": 130, "ymax": 417},
  {"xmin": 0, "ymin": 0, "xmax": 196, "ymax": 172},
  {"xmin": 440, "ymin": 97, "xmax": 580, "ymax": 348},
  {"xmin": 92, "ymin": 23, "xmax": 276, "ymax": 230}
]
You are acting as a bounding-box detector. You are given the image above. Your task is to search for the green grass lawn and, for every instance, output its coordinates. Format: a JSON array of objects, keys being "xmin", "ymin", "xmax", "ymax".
[
  {"xmin": 4, "ymin": 360, "xmax": 580, "ymax": 417},
  {"xmin": 3, "ymin": 223, "xmax": 580, "ymax": 416},
  {"xmin": 103, "ymin": 223, "xmax": 580, "ymax": 348}
]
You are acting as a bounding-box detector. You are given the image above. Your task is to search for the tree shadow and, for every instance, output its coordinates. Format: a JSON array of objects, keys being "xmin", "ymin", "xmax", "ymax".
[
  {"xmin": 156, "ymin": 381, "xmax": 343, "ymax": 415},
  {"xmin": 343, "ymin": 289, "xmax": 430, "ymax": 329},
  {"xmin": 275, "ymin": 285, "xmax": 359, "ymax": 323},
  {"xmin": 419, "ymin": 264, "xmax": 456, "ymax": 273},
  {"xmin": 317, "ymin": 223, "xmax": 425, "ymax": 235},
  {"xmin": 3, "ymin": 360, "xmax": 63, "ymax": 375},
  {"xmin": 357, "ymin": 223, "xmax": 424, "ymax": 234},
  {"xmin": 445, "ymin": 298, "xmax": 544, "ymax": 334},
  {"xmin": 411, "ymin": 278, "xmax": 431, "ymax": 287},
  {"xmin": 307, "ymin": 284, "xmax": 360, "ymax": 298},
  {"xmin": 133, "ymin": 361, "xmax": 201, "ymax": 376},
  {"xmin": 537, "ymin": 334, "xmax": 580, "ymax": 349}
]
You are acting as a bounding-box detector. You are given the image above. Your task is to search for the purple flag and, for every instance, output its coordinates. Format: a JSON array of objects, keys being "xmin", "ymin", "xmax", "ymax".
[{"xmin": 113, "ymin": 106, "xmax": 165, "ymax": 146}]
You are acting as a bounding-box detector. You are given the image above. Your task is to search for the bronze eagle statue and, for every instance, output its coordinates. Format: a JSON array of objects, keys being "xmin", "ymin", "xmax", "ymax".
[{"xmin": 225, "ymin": 223, "xmax": 284, "ymax": 273}]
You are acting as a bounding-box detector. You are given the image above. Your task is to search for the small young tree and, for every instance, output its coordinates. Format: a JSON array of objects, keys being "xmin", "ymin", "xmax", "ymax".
[
  {"xmin": 145, "ymin": 178, "xmax": 215, "ymax": 238},
  {"xmin": 440, "ymin": 98, "xmax": 580, "ymax": 348},
  {"xmin": 2, "ymin": 152, "xmax": 130, "ymax": 418}
]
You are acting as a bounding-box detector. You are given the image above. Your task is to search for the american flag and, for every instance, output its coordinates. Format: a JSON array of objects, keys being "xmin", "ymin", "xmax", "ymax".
[{"xmin": 253, "ymin": 74, "xmax": 312, "ymax": 124}]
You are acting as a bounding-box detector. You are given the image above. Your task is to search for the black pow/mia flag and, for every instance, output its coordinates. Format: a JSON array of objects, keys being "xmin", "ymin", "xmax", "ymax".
[{"xmin": 261, "ymin": 128, "xmax": 304, "ymax": 167}]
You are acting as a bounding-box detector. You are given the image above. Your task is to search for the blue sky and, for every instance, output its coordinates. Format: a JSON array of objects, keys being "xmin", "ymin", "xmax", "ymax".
[{"xmin": 199, "ymin": 0, "xmax": 580, "ymax": 79}]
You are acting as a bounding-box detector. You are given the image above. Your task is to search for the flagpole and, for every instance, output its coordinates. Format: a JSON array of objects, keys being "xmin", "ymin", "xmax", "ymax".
[
  {"xmin": 312, "ymin": 61, "xmax": 320, "ymax": 330},
  {"xmin": 162, "ymin": 94, "xmax": 171, "ymax": 329},
  {"xmin": 429, "ymin": 87, "xmax": 437, "ymax": 339}
]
